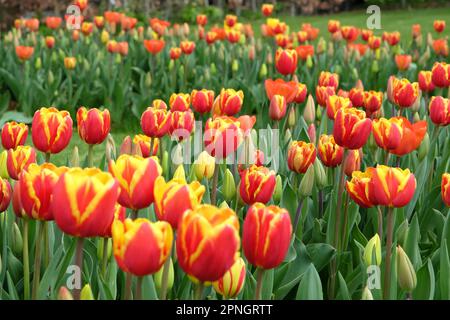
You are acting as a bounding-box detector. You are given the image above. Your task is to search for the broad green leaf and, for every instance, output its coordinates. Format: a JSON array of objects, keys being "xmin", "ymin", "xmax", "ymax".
[{"xmin": 296, "ymin": 264, "xmax": 323, "ymax": 300}]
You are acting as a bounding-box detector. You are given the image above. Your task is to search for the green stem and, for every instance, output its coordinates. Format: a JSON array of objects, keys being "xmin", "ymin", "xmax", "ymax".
[
  {"xmin": 210, "ymin": 165, "xmax": 219, "ymax": 205},
  {"xmin": 194, "ymin": 282, "xmax": 204, "ymax": 300},
  {"xmin": 159, "ymin": 237, "xmax": 174, "ymax": 300},
  {"xmin": 340, "ymin": 193, "xmax": 350, "ymax": 251},
  {"xmin": 254, "ymin": 268, "xmax": 265, "ymax": 300},
  {"xmin": 377, "ymin": 206, "xmax": 384, "ymax": 242},
  {"xmin": 135, "ymin": 277, "xmax": 143, "ymax": 300},
  {"xmin": 73, "ymin": 237, "xmax": 84, "ymax": 300},
  {"xmin": 383, "ymin": 207, "xmax": 395, "ymax": 300},
  {"xmin": 23, "ymin": 219, "xmax": 30, "ymax": 300},
  {"xmin": 124, "ymin": 273, "xmax": 133, "ymax": 300},
  {"xmin": 43, "ymin": 222, "xmax": 49, "ymax": 268},
  {"xmin": 45, "ymin": 152, "xmax": 51, "ymax": 163},
  {"xmin": 31, "ymin": 220, "xmax": 44, "ymax": 300},
  {"xmin": 88, "ymin": 144, "xmax": 94, "ymax": 167},
  {"xmin": 101, "ymin": 237, "xmax": 109, "ymax": 279}
]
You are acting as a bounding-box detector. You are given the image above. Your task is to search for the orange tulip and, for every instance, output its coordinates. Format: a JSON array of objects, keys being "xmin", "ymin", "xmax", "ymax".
[
  {"xmin": 81, "ymin": 22, "xmax": 93, "ymax": 36},
  {"xmin": 45, "ymin": 36, "xmax": 55, "ymax": 49},
  {"xmin": 412, "ymin": 24, "xmax": 421, "ymax": 38},
  {"xmin": 25, "ymin": 18, "xmax": 39, "ymax": 32},
  {"xmin": 77, "ymin": 107, "xmax": 110, "ymax": 145},
  {"xmin": 94, "ymin": 16, "xmax": 105, "ymax": 28},
  {"xmin": 429, "ymin": 96, "xmax": 450, "ymax": 126},
  {"xmin": 442, "ymin": 173, "xmax": 450, "ymax": 207},
  {"xmin": 177, "ymin": 204, "xmax": 240, "ymax": 282},
  {"xmin": 287, "ymin": 141, "xmax": 316, "ymax": 174},
  {"xmin": 225, "ymin": 15, "xmax": 238, "ymax": 28},
  {"xmin": 206, "ymin": 31, "xmax": 218, "ymax": 45},
  {"xmin": 239, "ymin": 165, "xmax": 276, "ymax": 205},
  {"xmin": 180, "ymin": 40, "xmax": 195, "ymax": 55},
  {"xmin": 1, "ymin": 121, "xmax": 28, "ymax": 150},
  {"xmin": 169, "ymin": 47, "xmax": 182, "ymax": 60},
  {"xmin": 265, "ymin": 79, "xmax": 299, "ymax": 104},
  {"xmin": 343, "ymin": 149, "xmax": 362, "ymax": 177},
  {"xmin": 296, "ymin": 45, "xmax": 314, "ymax": 61},
  {"xmin": 395, "ymin": 54, "xmax": 412, "ymax": 71},
  {"xmin": 433, "ymin": 39, "xmax": 449, "ymax": 57},
  {"xmin": 64, "ymin": 57, "xmax": 77, "ymax": 70},
  {"xmin": 434, "ymin": 20, "xmax": 446, "ymax": 33},
  {"xmin": 144, "ymin": 39, "xmax": 165, "ymax": 55},
  {"xmin": 46, "ymin": 16, "xmax": 62, "ymax": 29},
  {"xmin": 7, "ymin": 146, "xmax": 37, "ymax": 180},
  {"xmin": 318, "ymin": 134, "xmax": 344, "ymax": 168},
  {"xmin": 15, "ymin": 46, "xmax": 34, "ymax": 61},
  {"xmin": 261, "ymin": 4, "xmax": 274, "ymax": 17},
  {"xmin": 196, "ymin": 14, "xmax": 207, "ymax": 26},
  {"xmin": 328, "ymin": 20, "xmax": 340, "ymax": 33},
  {"xmin": 333, "ymin": 108, "xmax": 372, "ymax": 150}
]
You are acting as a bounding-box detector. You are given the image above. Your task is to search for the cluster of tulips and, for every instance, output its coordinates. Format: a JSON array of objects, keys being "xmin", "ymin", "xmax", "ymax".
[{"xmin": 0, "ymin": 0, "xmax": 449, "ymax": 301}]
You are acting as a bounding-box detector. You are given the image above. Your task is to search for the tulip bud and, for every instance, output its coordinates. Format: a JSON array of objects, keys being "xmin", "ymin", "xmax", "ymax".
[
  {"xmin": 178, "ymin": 65, "xmax": 184, "ymax": 79},
  {"xmin": 327, "ymin": 42, "xmax": 334, "ymax": 57},
  {"xmin": 273, "ymin": 175, "xmax": 282, "ymax": 203},
  {"xmin": 0, "ymin": 151, "xmax": 9, "ymax": 179},
  {"xmin": 96, "ymin": 238, "xmax": 112, "ymax": 261},
  {"xmin": 101, "ymin": 30, "xmax": 109, "ymax": 44},
  {"xmin": 306, "ymin": 55, "xmax": 313, "ymax": 68},
  {"xmin": 83, "ymin": 58, "xmax": 90, "ymax": 71},
  {"xmin": 115, "ymin": 54, "xmax": 121, "ymax": 64},
  {"xmin": 0, "ymin": 253, "xmax": 2, "ymax": 275},
  {"xmin": 371, "ymin": 60, "xmax": 379, "ymax": 73},
  {"xmin": 361, "ymin": 286, "xmax": 374, "ymax": 300},
  {"xmin": 223, "ymin": 168, "xmax": 236, "ymax": 201},
  {"xmin": 162, "ymin": 151, "xmax": 169, "ymax": 175},
  {"xmin": 418, "ymin": 132, "xmax": 430, "ymax": 161},
  {"xmin": 232, "ymin": 59, "xmax": 239, "ymax": 73},
  {"xmin": 210, "ymin": 63, "xmax": 217, "ymax": 75},
  {"xmin": 194, "ymin": 151, "xmax": 215, "ymax": 180},
  {"xmin": 259, "ymin": 63, "xmax": 267, "ymax": 79},
  {"xmin": 334, "ymin": 65, "xmax": 342, "ymax": 75},
  {"xmin": 314, "ymin": 159, "xmax": 327, "ymax": 189},
  {"xmin": 145, "ymin": 72, "xmax": 152, "ymax": 88},
  {"xmin": 168, "ymin": 59, "xmax": 174, "ymax": 71},
  {"xmin": 119, "ymin": 136, "xmax": 132, "ymax": 155},
  {"xmin": 288, "ymin": 107, "xmax": 296, "ymax": 128},
  {"xmin": 316, "ymin": 105, "xmax": 322, "ymax": 121},
  {"xmin": 10, "ymin": 222, "xmax": 23, "ymax": 258},
  {"xmin": 70, "ymin": 146, "xmax": 79, "ymax": 167},
  {"xmin": 284, "ymin": 128, "xmax": 292, "ymax": 145},
  {"xmin": 364, "ymin": 234, "xmax": 381, "ymax": 267},
  {"xmin": 57, "ymin": 286, "xmax": 74, "ymax": 300},
  {"xmin": 298, "ymin": 165, "xmax": 315, "ymax": 197},
  {"xmin": 303, "ymin": 95, "xmax": 316, "ymax": 124},
  {"xmin": 218, "ymin": 45, "xmax": 225, "ymax": 61},
  {"xmin": 154, "ymin": 258, "xmax": 174, "ymax": 292},
  {"xmin": 396, "ymin": 246, "xmax": 417, "ymax": 292},
  {"xmin": 173, "ymin": 165, "xmax": 186, "ymax": 182},
  {"xmin": 307, "ymin": 123, "xmax": 316, "ymax": 144},
  {"xmin": 35, "ymin": 57, "xmax": 42, "ymax": 70},
  {"xmin": 47, "ymin": 70, "xmax": 54, "ymax": 85},
  {"xmin": 80, "ymin": 284, "xmax": 94, "ymax": 300},
  {"xmin": 106, "ymin": 134, "xmax": 116, "ymax": 163},
  {"xmin": 219, "ymin": 201, "xmax": 229, "ymax": 209}
]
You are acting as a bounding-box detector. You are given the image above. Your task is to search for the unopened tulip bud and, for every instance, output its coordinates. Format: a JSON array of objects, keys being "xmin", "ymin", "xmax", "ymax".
[
  {"xmin": 314, "ymin": 159, "xmax": 327, "ymax": 189},
  {"xmin": 327, "ymin": 42, "xmax": 334, "ymax": 57},
  {"xmin": 259, "ymin": 63, "xmax": 267, "ymax": 79},
  {"xmin": 361, "ymin": 286, "xmax": 374, "ymax": 300},
  {"xmin": 11, "ymin": 222, "xmax": 23, "ymax": 258},
  {"xmin": 101, "ymin": 30, "xmax": 109, "ymax": 44},
  {"xmin": 284, "ymin": 129, "xmax": 292, "ymax": 145},
  {"xmin": 317, "ymin": 37, "xmax": 326, "ymax": 54},
  {"xmin": 80, "ymin": 284, "xmax": 94, "ymax": 300},
  {"xmin": 194, "ymin": 151, "xmax": 215, "ymax": 180},
  {"xmin": 83, "ymin": 58, "xmax": 90, "ymax": 71},
  {"xmin": 115, "ymin": 54, "xmax": 121, "ymax": 64},
  {"xmin": 298, "ymin": 165, "xmax": 315, "ymax": 197},
  {"xmin": 211, "ymin": 63, "xmax": 217, "ymax": 75},
  {"xmin": 162, "ymin": 150, "xmax": 169, "ymax": 175},
  {"xmin": 306, "ymin": 55, "xmax": 313, "ymax": 68},
  {"xmin": 371, "ymin": 60, "xmax": 379, "ymax": 73},
  {"xmin": 223, "ymin": 168, "xmax": 236, "ymax": 201},
  {"xmin": 303, "ymin": 95, "xmax": 316, "ymax": 124},
  {"xmin": 145, "ymin": 72, "xmax": 152, "ymax": 88},
  {"xmin": 288, "ymin": 107, "xmax": 296, "ymax": 128},
  {"xmin": 173, "ymin": 165, "xmax": 186, "ymax": 182},
  {"xmin": 178, "ymin": 65, "xmax": 184, "ymax": 78},
  {"xmin": 316, "ymin": 105, "xmax": 322, "ymax": 122},
  {"xmin": 418, "ymin": 132, "xmax": 430, "ymax": 162},
  {"xmin": 218, "ymin": 46, "xmax": 225, "ymax": 61},
  {"xmin": 266, "ymin": 52, "xmax": 273, "ymax": 64},
  {"xmin": 58, "ymin": 286, "xmax": 74, "ymax": 300},
  {"xmin": 307, "ymin": 123, "xmax": 316, "ymax": 144},
  {"xmin": 96, "ymin": 238, "xmax": 112, "ymax": 261},
  {"xmin": 154, "ymin": 258, "xmax": 174, "ymax": 292},
  {"xmin": 0, "ymin": 151, "xmax": 9, "ymax": 179},
  {"xmin": 48, "ymin": 70, "xmax": 54, "ymax": 85},
  {"xmin": 334, "ymin": 65, "xmax": 342, "ymax": 75},
  {"xmin": 120, "ymin": 136, "xmax": 132, "ymax": 155},
  {"xmin": 168, "ymin": 59, "xmax": 174, "ymax": 71},
  {"xmin": 364, "ymin": 234, "xmax": 381, "ymax": 267},
  {"xmin": 273, "ymin": 175, "xmax": 282, "ymax": 203},
  {"xmin": 232, "ymin": 59, "xmax": 239, "ymax": 73},
  {"xmin": 70, "ymin": 146, "xmax": 79, "ymax": 167},
  {"xmin": 396, "ymin": 246, "xmax": 417, "ymax": 292}
]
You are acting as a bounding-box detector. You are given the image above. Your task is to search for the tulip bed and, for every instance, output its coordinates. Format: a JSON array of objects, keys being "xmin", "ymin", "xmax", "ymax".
[{"xmin": 0, "ymin": 2, "xmax": 450, "ymax": 301}]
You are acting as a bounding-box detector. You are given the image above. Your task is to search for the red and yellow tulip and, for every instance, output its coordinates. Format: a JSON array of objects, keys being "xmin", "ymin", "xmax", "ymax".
[
  {"xmin": 333, "ymin": 108, "xmax": 372, "ymax": 150},
  {"xmin": 169, "ymin": 93, "xmax": 191, "ymax": 112},
  {"xmin": 318, "ymin": 134, "xmax": 344, "ymax": 168},
  {"xmin": 429, "ymin": 96, "xmax": 450, "ymax": 126},
  {"xmin": 140, "ymin": 107, "xmax": 171, "ymax": 138},
  {"xmin": 76, "ymin": 107, "xmax": 111, "ymax": 145},
  {"xmin": 204, "ymin": 116, "xmax": 242, "ymax": 159},
  {"xmin": 1, "ymin": 121, "xmax": 28, "ymax": 150},
  {"xmin": 7, "ymin": 146, "xmax": 37, "ymax": 180},
  {"xmin": 275, "ymin": 48, "xmax": 298, "ymax": 75},
  {"xmin": 213, "ymin": 257, "xmax": 246, "ymax": 299},
  {"xmin": 239, "ymin": 165, "xmax": 276, "ymax": 205},
  {"xmin": 442, "ymin": 173, "xmax": 450, "ymax": 207},
  {"xmin": 0, "ymin": 178, "xmax": 12, "ymax": 213},
  {"xmin": 191, "ymin": 89, "xmax": 215, "ymax": 114},
  {"xmin": 287, "ymin": 141, "xmax": 317, "ymax": 174}
]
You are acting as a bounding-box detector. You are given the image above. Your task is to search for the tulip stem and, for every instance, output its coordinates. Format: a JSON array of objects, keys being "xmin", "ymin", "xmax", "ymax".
[
  {"xmin": 88, "ymin": 144, "xmax": 94, "ymax": 167},
  {"xmin": 45, "ymin": 152, "xmax": 50, "ymax": 163},
  {"xmin": 23, "ymin": 219, "xmax": 30, "ymax": 300},
  {"xmin": 43, "ymin": 222, "xmax": 49, "ymax": 268},
  {"xmin": 377, "ymin": 206, "xmax": 384, "ymax": 242},
  {"xmin": 194, "ymin": 282, "xmax": 204, "ymax": 300},
  {"xmin": 293, "ymin": 196, "xmax": 304, "ymax": 238},
  {"xmin": 254, "ymin": 268, "xmax": 265, "ymax": 300},
  {"xmin": 160, "ymin": 237, "xmax": 174, "ymax": 300},
  {"xmin": 101, "ymin": 237, "xmax": 109, "ymax": 279},
  {"xmin": 124, "ymin": 273, "xmax": 133, "ymax": 300},
  {"xmin": 31, "ymin": 220, "xmax": 45, "ymax": 300},
  {"xmin": 318, "ymin": 189, "xmax": 324, "ymax": 218},
  {"xmin": 340, "ymin": 192, "xmax": 350, "ymax": 251},
  {"xmin": 211, "ymin": 165, "xmax": 219, "ymax": 205},
  {"xmin": 383, "ymin": 207, "xmax": 395, "ymax": 300},
  {"xmin": 135, "ymin": 277, "xmax": 143, "ymax": 300},
  {"xmin": 131, "ymin": 209, "xmax": 139, "ymax": 219},
  {"xmin": 73, "ymin": 237, "xmax": 84, "ymax": 300}
]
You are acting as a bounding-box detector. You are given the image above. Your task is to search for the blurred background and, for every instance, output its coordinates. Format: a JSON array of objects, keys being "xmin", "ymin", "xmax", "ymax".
[{"xmin": 1, "ymin": 0, "xmax": 450, "ymax": 30}]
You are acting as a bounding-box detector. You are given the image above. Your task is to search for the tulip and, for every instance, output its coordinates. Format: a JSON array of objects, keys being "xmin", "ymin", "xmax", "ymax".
[
  {"xmin": 303, "ymin": 95, "xmax": 316, "ymax": 124},
  {"xmin": 340, "ymin": 26, "xmax": 359, "ymax": 42},
  {"xmin": 45, "ymin": 36, "xmax": 55, "ymax": 49},
  {"xmin": 429, "ymin": 96, "xmax": 450, "ymax": 126},
  {"xmin": 395, "ymin": 54, "xmax": 412, "ymax": 71},
  {"xmin": 296, "ymin": 45, "xmax": 314, "ymax": 61},
  {"xmin": 318, "ymin": 134, "xmax": 344, "ymax": 168},
  {"xmin": 326, "ymin": 95, "xmax": 352, "ymax": 120},
  {"xmin": 318, "ymin": 71, "xmax": 339, "ymax": 90},
  {"xmin": 442, "ymin": 173, "xmax": 450, "ymax": 207},
  {"xmin": 343, "ymin": 149, "xmax": 362, "ymax": 177},
  {"xmin": 433, "ymin": 39, "xmax": 448, "ymax": 57},
  {"xmin": 349, "ymin": 88, "xmax": 364, "ymax": 107},
  {"xmin": 31, "ymin": 107, "xmax": 73, "ymax": 154},
  {"xmin": 15, "ymin": 46, "xmax": 34, "ymax": 61},
  {"xmin": 1, "ymin": 121, "xmax": 28, "ymax": 150},
  {"xmin": 94, "ymin": 16, "xmax": 105, "ymax": 28},
  {"xmin": 346, "ymin": 170, "xmax": 375, "ymax": 208},
  {"xmin": 333, "ymin": 108, "xmax": 372, "ymax": 150},
  {"xmin": 193, "ymin": 151, "xmax": 215, "ymax": 180},
  {"xmin": 287, "ymin": 141, "xmax": 316, "ymax": 174},
  {"xmin": 176, "ymin": 204, "xmax": 240, "ymax": 282},
  {"xmin": 169, "ymin": 110, "xmax": 195, "ymax": 141},
  {"xmin": 77, "ymin": 107, "xmax": 111, "ymax": 145},
  {"xmin": 191, "ymin": 89, "xmax": 215, "ymax": 114},
  {"xmin": 239, "ymin": 165, "xmax": 276, "ymax": 205},
  {"xmin": 261, "ymin": 4, "xmax": 274, "ymax": 17},
  {"xmin": 213, "ymin": 89, "xmax": 244, "ymax": 116},
  {"xmin": 169, "ymin": 93, "xmax": 190, "ymax": 111},
  {"xmin": 180, "ymin": 41, "xmax": 195, "ymax": 55},
  {"xmin": 46, "ymin": 16, "xmax": 62, "ymax": 29},
  {"xmin": 275, "ymin": 48, "xmax": 298, "ymax": 75},
  {"xmin": 269, "ymin": 94, "xmax": 287, "ymax": 121},
  {"xmin": 227, "ymin": 30, "xmax": 241, "ymax": 44},
  {"xmin": 372, "ymin": 117, "xmax": 402, "ymax": 151},
  {"xmin": 109, "ymin": 155, "xmax": 162, "ymax": 210},
  {"xmin": 328, "ymin": 20, "xmax": 340, "ymax": 33},
  {"xmin": 383, "ymin": 31, "xmax": 400, "ymax": 46},
  {"xmin": 431, "ymin": 62, "xmax": 450, "ymax": 88},
  {"xmin": 264, "ymin": 79, "xmax": 299, "ymax": 104},
  {"xmin": 153, "ymin": 177, "xmax": 205, "ymax": 229},
  {"xmin": 0, "ymin": 151, "xmax": 9, "ymax": 179},
  {"xmin": 223, "ymin": 168, "xmax": 236, "ymax": 201},
  {"xmin": 225, "ymin": 14, "xmax": 237, "ymax": 27},
  {"xmin": 0, "ymin": 178, "xmax": 12, "ymax": 212},
  {"xmin": 396, "ymin": 246, "xmax": 417, "ymax": 292},
  {"xmin": 7, "ymin": 146, "xmax": 37, "ymax": 180},
  {"xmin": 243, "ymin": 203, "xmax": 292, "ymax": 269},
  {"xmin": 64, "ymin": 57, "xmax": 77, "ymax": 70},
  {"xmin": 144, "ymin": 39, "xmax": 165, "ymax": 55},
  {"xmin": 169, "ymin": 47, "xmax": 182, "ymax": 60},
  {"xmin": 133, "ymin": 134, "xmax": 158, "ymax": 157},
  {"xmin": 112, "ymin": 218, "xmax": 173, "ymax": 276},
  {"xmin": 204, "ymin": 116, "xmax": 242, "ymax": 159},
  {"xmin": 140, "ymin": 107, "xmax": 171, "ymax": 138},
  {"xmin": 316, "ymin": 86, "xmax": 336, "ymax": 107},
  {"xmin": 213, "ymin": 257, "xmax": 246, "ymax": 299},
  {"xmin": 368, "ymin": 36, "xmax": 381, "ymax": 50},
  {"xmin": 363, "ymin": 90, "xmax": 383, "ymax": 116},
  {"xmin": 151, "ymin": 99, "xmax": 168, "ymax": 110},
  {"xmin": 196, "ymin": 14, "xmax": 207, "ymax": 26},
  {"xmin": 392, "ymin": 78, "xmax": 420, "ymax": 108},
  {"xmin": 293, "ymin": 82, "xmax": 308, "ymax": 104},
  {"xmin": 52, "ymin": 168, "xmax": 119, "ymax": 237},
  {"xmin": 364, "ymin": 234, "xmax": 382, "ymax": 266},
  {"xmin": 434, "ymin": 20, "xmax": 446, "ymax": 33},
  {"xmin": 18, "ymin": 163, "xmax": 68, "ymax": 221}
]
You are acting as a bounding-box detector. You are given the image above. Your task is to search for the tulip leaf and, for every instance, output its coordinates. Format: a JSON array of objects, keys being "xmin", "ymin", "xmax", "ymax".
[
  {"xmin": 296, "ymin": 264, "xmax": 323, "ymax": 300},
  {"xmin": 406, "ymin": 159, "xmax": 428, "ymax": 219},
  {"xmin": 0, "ymin": 111, "xmax": 33, "ymax": 128},
  {"xmin": 142, "ymin": 275, "xmax": 158, "ymax": 300},
  {"xmin": 6, "ymin": 272, "xmax": 18, "ymax": 300},
  {"xmin": 413, "ymin": 259, "xmax": 435, "ymax": 300},
  {"xmin": 404, "ymin": 215, "xmax": 422, "ymax": 269},
  {"xmin": 336, "ymin": 272, "xmax": 350, "ymax": 300},
  {"xmin": 306, "ymin": 243, "xmax": 336, "ymax": 273},
  {"xmin": 38, "ymin": 244, "xmax": 64, "ymax": 299},
  {"xmin": 260, "ymin": 268, "xmax": 274, "ymax": 300},
  {"xmin": 439, "ymin": 240, "xmax": 450, "ymax": 299}
]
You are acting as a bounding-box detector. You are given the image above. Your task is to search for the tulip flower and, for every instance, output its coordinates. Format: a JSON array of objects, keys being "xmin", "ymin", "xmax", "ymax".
[
  {"xmin": 94, "ymin": 16, "xmax": 105, "ymax": 28},
  {"xmin": 243, "ymin": 203, "xmax": 292, "ymax": 269},
  {"xmin": 213, "ymin": 257, "xmax": 246, "ymax": 299},
  {"xmin": 226, "ymin": 30, "xmax": 241, "ymax": 44},
  {"xmin": 204, "ymin": 116, "xmax": 242, "ymax": 158},
  {"xmin": 431, "ymin": 62, "xmax": 450, "ymax": 88},
  {"xmin": 418, "ymin": 71, "xmax": 435, "ymax": 92},
  {"xmin": 275, "ymin": 48, "xmax": 298, "ymax": 75},
  {"xmin": 333, "ymin": 108, "xmax": 372, "ymax": 150},
  {"xmin": 349, "ymin": 88, "xmax": 364, "ymax": 107},
  {"xmin": 434, "ymin": 20, "xmax": 446, "ymax": 33},
  {"xmin": 269, "ymin": 95, "xmax": 287, "ymax": 120},
  {"xmin": 0, "ymin": 177, "xmax": 12, "ymax": 212},
  {"xmin": 133, "ymin": 134, "xmax": 158, "ymax": 157},
  {"xmin": 153, "ymin": 177, "xmax": 205, "ymax": 229},
  {"xmin": 151, "ymin": 99, "xmax": 168, "ymax": 110},
  {"xmin": 380, "ymin": 117, "xmax": 426, "ymax": 156},
  {"xmin": 346, "ymin": 170, "xmax": 375, "ymax": 208},
  {"xmin": 193, "ymin": 151, "xmax": 216, "ymax": 180},
  {"xmin": 392, "ymin": 78, "xmax": 420, "ymax": 108},
  {"xmin": 25, "ymin": 18, "xmax": 39, "ymax": 31},
  {"xmin": 191, "ymin": 89, "xmax": 215, "ymax": 114},
  {"xmin": 293, "ymin": 82, "xmax": 308, "ymax": 104},
  {"xmin": 169, "ymin": 93, "xmax": 191, "ymax": 111},
  {"xmin": 239, "ymin": 165, "xmax": 276, "ymax": 205},
  {"xmin": 109, "ymin": 155, "xmax": 162, "ymax": 210},
  {"xmin": 196, "ymin": 14, "xmax": 207, "ymax": 26},
  {"xmin": 112, "ymin": 218, "xmax": 173, "ymax": 276},
  {"xmin": 368, "ymin": 36, "xmax": 381, "ymax": 50},
  {"xmin": 340, "ymin": 26, "xmax": 359, "ymax": 42},
  {"xmin": 261, "ymin": 4, "xmax": 274, "ymax": 17},
  {"xmin": 31, "ymin": 107, "xmax": 73, "ymax": 154},
  {"xmin": 1, "ymin": 121, "xmax": 28, "ymax": 150},
  {"xmin": 206, "ymin": 31, "xmax": 218, "ymax": 45},
  {"xmin": 64, "ymin": 57, "xmax": 77, "ymax": 70},
  {"xmin": 433, "ymin": 39, "xmax": 448, "ymax": 57},
  {"xmin": 52, "ymin": 168, "xmax": 119, "ymax": 238},
  {"xmin": 442, "ymin": 173, "xmax": 450, "ymax": 207},
  {"xmin": 81, "ymin": 22, "xmax": 93, "ymax": 36},
  {"xmin": 326, "ymin": 95, "xmax": 352, "ymax": 120},
  {"xmin": 429, "ymin": 96, "xmax": 450, "ymax": 126},
  {"xmin": 213, "ymin": 89, "xmax": 244, "ymax": 116},
  {"xmin": 7, "ymin": 146, "xmax": 37, "ymax": 180},
  {"xmin": 372, "ymin": 118, "xmax": 403, "ymax": 151},
  {"xmin": 287, "ymin": 141, "xmax": 316, "ymax": 174},
  {"xmin": 296, "ymin": 45, "xmax": 314, "ymax": 60},
  {"xmin": 264, "ymin": 79, "xmax": 299, "ymax": 104},
  {"xmin": 318, "ymin": 134, "xmax": 344, "ymax": 168},
  {"xmin": 180, "ymin": 41, "xmax": 195, "ymax": 55},
  {"xmin": 169, "ymin": 47, "xmax": 182, "ymax": 60},
  {"xmin": 318, "ymin": 71, "xmax": 339, "ymax": 90},
  {"xmin": 141, "ymin": 107, "xmax": 171, "ymax": 138},
  {"xmin": 363, "ymin": 90, "xmax": 383, "ymax": 116},
  {"xmin": 77, "ymin": 107, "xmax": 111, "ymax": 145},
  {"xmin": 45, "ymin": 36, "xmax": 55, "ymax": 49},
  {"xmin": 144, "ymin": 39, "xmax": 165, "ymax": 55},
  {"xmin": 46, "ymin": 16, "xmax": 62, "ymax": 29},
  {"xmin": 328, "ymin": 20, "xmax": 340, "ymax": 33},
  {"xmin": 15, "ymin": 46, "xmax": 34, "ymax": 61},
  {"xmin": 18, "ymin": 163, "xmax": 68, "ymax": 220},
  {"xmin": 169, "ymin": 110, "xmax": 195, "ymax": 141},
  {"xmin": 395, "ymin": 54, "xmax": 412, "ymax": 71},
  {"xmin": 361, "ymin": 29, "xmax": 373, "ymax": 42},
  {"xmin": 316, "ymin": 86, "xmax": 336, "ymax": 107},
  {"xmin": 225, "ymin": 14, "xmax": 238, "ymax": 28},
  {"xmin": 383, "ymin": 31, "xmax": 400, "ymax": 46},
  {"xmin": 176, "ymin": 204, "xmax": 240, "ymax": 282},
  {"xmin": 343, "ymin": 149, "xmax": 362, "ymax": 177}
]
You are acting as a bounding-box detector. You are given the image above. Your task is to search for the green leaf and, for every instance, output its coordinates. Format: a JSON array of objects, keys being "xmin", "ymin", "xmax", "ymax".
[
  {"xmin": 336, "ymin": 272, "xmax": 350, "ymax": 300},
  {"xmin": 440, "ymin": 240, "xmax": 450, "ymax": 299},
  {"xmin": 296, "ymin": 264, "xmax": 323, "ymax": 300},
  {"xmin": 404, "ymin": 215, "xmax": 422, "ymax": 269},
  {"xmin": 413, "ymin": 259, "xmax": 435, "ymax": 300},
  {"xmin": 306, "ymin": 243, "xmax": 336, "ymax": 272}
]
